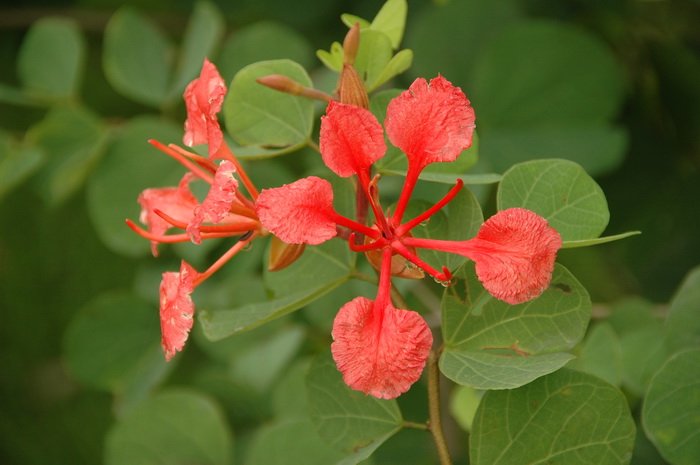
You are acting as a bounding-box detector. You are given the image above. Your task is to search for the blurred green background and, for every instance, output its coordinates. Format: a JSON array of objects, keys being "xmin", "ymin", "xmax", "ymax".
[{"xmin": 1, "ymin": 0, "xmax": 698, "ymax": 464}]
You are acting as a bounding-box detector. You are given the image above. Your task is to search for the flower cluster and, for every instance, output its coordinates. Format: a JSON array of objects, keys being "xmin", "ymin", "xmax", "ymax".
[
  {"xmin": 255, "ymin": 76, "xmax": 562, "ymax": 398},
  {"xmin": 129, "ymin": 57, "xmax": 561, "ymax": 399},
  {"xmin": 127, "ymin": 59, "xmax": 271, "ymax": 361}
]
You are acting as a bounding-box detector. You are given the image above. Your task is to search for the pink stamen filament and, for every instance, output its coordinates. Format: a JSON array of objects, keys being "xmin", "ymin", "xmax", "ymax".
[
  {"xmin": 395, "ymin": 179, "xmax": 464, "ymax": 237},
  {"xmin": 148, "ymin": 140, "xmax": 214, "ymax": 184},
  {"xmin": 391, "ymin": 163, "xmax": 422, "ymax": 227},
  {"xmin": 390, "ymin": 240, "xmax": 452, "ymax": 283},
  {"xmin": 194, "ymin": 231, "xmax": 259, "ymax": 285},
  {"xmin": 125, "ymin": 219, "xmax": 246, "ymax": 243},
  {"xmin": 153, "ymin": 209, "xmax": 260, "ymax": 233},
  {"xmin": 357, "ymin": 169, "xmax": 393, "ymax": 238},
  {"xmin": 347, "ymin": 233, "xmax": 389, "ymax": 252},
  {"xmin": 331, "ymin": 211, "xmax": 382, "ymax": 240}
]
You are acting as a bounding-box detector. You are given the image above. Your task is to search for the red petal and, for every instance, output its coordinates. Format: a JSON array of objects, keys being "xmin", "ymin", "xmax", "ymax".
[
  {"xmin": 183, "ymin": 58, "xmax": 227, "ymax": 155},
  {"xmin": 468, "ymin": 208, "xmax": 562, "ymax": 304},
  {"xmin": 319, "ymin": 101, "xmax": 386, "ymax": 178},
  {"xmin": 187, "ymin": 160, "xmax": 239, "ymax": 244},
  {"xmin": 138, "ymin": 174, "xmax": 199, "ymax": 256},
  {"xmin": 385, "ymin": 75, "xmax": 475, "ymax": 170},
  {"xmin": 331, "ymin": 297, "xmax": 433, "ymax": 399},
  {"xmin": 160, "ymin": 261, "xmax": 197, "ymax": 361},
  {"xmin": 256, "ymin": 176, "xmax": 337, "ymax": 245}
]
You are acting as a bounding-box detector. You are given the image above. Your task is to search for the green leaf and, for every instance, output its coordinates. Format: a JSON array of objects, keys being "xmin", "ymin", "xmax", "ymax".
[
  {"xmin": 62, "ymin": 292, "xmax": 170, "ymax": 396},
  {"xmin": 567, "ymin": 322, "xmax": 622, "ymax": 387},
  {"xmin": 619, "ymin": 326, "xmax": 669, "ymax": 398},
  {"xmin": 472, "ymin": 21, "xmax": 626, "ymax": 175},
  {"xmin": 168, "ymin": 0, "xmax": 225, "ymax": 100},
  {"xmin": 497, "ymin": 159, "xmax": 609, "ymax": 241},
  {"xmin": 440, "ymin": 263, "xmax": 590, "ymax": 389},
  {"xmin": 370, "ymin": 48, "xmax": 413, "ymax": 91},
  {"xmin": 0, "ymin": 130, "xmax": 43, "ymax": 203},
  {"xmin": 18, "ymin": 17, "xmax": 85, "ymax": 101},
  {"xmin": 103, "ymin": 7, "xmax": 172, "ymax": 107},
  {"xmin": 223, "ymin": 59, "xmax": 315, "ymax": 155},
  {"xmin": 316, "ymin": 41, "xmax": 344, "ymax": 72},
  {"xmin": 664, "ymin": 265, "xmax": 700, "ymax": 352},
  {"xmin": 561, "ymin": 231, "xmax": 641, "ymax": 248},
  {"xmin": 217, "ymin": 21, "xmax": 314, "ymax": 82},
  {"xmin": 199, "ymin": 277, "xmax": 347, "ymax": 340},
  {"xmin": 246, "ymin": 420, "xmax": 347, "ymax": 465},
  {"xmin": 471, "ymin": 369, "xmax": 635, "ymax": 465},
  {"xmin": 643, "ymin": 348, "xmax": 700, "ymax": 465},
  {"xmin": 340, "ymin": 14, "xmax": 371, "ymax": 30},
  {"xmin": 449, "ymin": 385, "xmax": 483, "ymax": 432},
  {"xmin": 27, "ymin": 105, "xmax": 107, "ymax": 207},
  {"xmin": 355, "ymin": 29, "xmax": 393, "ymax": 92},
  {"xmin": 86, "ymin": 116, "xmax": 184, "ymax": 256},
  {"xmin": 104, "ymin": 389, "xmax": 233, "ymax": 465},
  {"xmin": 367, "ymin": 0, "xmax": 407, "ymax": 49},
  {"xmin": 307, "ymin": 351, "xmax": 403, "ymax": 452}
]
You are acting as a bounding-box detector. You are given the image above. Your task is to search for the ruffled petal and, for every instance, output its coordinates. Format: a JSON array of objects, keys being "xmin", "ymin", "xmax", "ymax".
[
  {"xmin": 138, "ymin": 173, "xmax": 199, "ymax": 256},
  {"xmin": 183, "ymin": 58, "xmax": 227, "ymax": 156},
  {"xmin": 187, "ymin": 160, "xmax": 239, "ymax": 244},
  {"xmin": 468, "ymin": 208, "xmax": 562, "ymax": 304},
  {"xmin": 385, "ymin": 75, "xmax": 475, "ymax": 170},
  {"xmin": 320, "ymin": 101, "xmax": 386, "ymax": 178},
  {"xmin": 331, "ymin": 296, "xmax": 433, "ymax": 399},
  {"xmin": 160, "ymin": 260, "xmax": 198, "ymax": 361},
  {"xmin": 256, "ymin": 176, "xmax": 337, "ymax": 245}
]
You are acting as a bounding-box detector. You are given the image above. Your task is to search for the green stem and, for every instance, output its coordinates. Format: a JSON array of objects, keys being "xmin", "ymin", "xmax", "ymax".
[{"xmin": 428, "ymin": 346, "xmax": 452, "ymax": 465}]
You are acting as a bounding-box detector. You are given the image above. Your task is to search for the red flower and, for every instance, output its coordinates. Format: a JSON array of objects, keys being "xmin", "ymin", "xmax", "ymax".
[
  {"xmin": 138, "ymin": 174, "xmax": 199, "ymax": 256},
  {"xmin": 160, "ymin": 260, "xmax": 198, "ymax": 361},
  {"xmin": 183, "ymin": 58, "xmax": 227, "ymax": 157}
]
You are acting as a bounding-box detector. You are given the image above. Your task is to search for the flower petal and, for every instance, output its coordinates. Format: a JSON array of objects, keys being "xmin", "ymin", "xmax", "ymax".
[
  {"xmin": 468, "ymin": 208, "xmax": 562, "ymax": 304},
  {"xmin": 138, "ymin": 173, "xmax": 199, "ymax": 256},
  {"xmin": 385, "ymin": 75, "xmax": 475, "ymax": 170},
  {"xmin": 331, "ymin": 296, "xmax": 433, "ymax": 399},
  {"xmin": 256, "ymin": 176, "xmax": 337, "ymax": 245},
  {"xmin": 320, "ymin": 101, "xmax": 386, "ymax": 178},
  {"xmin": 187, "ymin": 160, "xmax": 239, "ymax": 244},
  {"xmin": 183, "ymin": 58, "xmax": 227, "ymax": 156},
  {"xmin": 160, "ymin": 260, "xmax": 197, "ymax": 361}
]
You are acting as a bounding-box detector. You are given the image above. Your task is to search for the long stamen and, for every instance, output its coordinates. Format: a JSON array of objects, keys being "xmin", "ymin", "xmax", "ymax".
[
  {"xmin": 348, "ymin": 233, "xmax": 389, "ymax": 252},
  {"xmin": 148, "ymin": 140, "xmax": 214, "ymax": 184},
  {"xmin": 358, "ymin": 169, "xmax": 393, "ymax": 237},
  {"xmin": 390, "ymin": 240, "xmax": 452, "ymax": 283},
  {"xmin": 153, "ymin": 209, "xmax": 260, "ymax": 233},
  {"xmin": 194, "ymin": 231, "xmax": 258, "ymax": 285},
  {"xmin": 391, "ymin": 163, "xmax": 422, "ymax": 226},
  {"xmin": 125, "ymin": 219, "xmax": 244, "ymax": 243},
  {"xmin": 395, "ymin": 179, "xmax": 464, "ymax": 237},
  {"xmin": 331, "ymin": 211, "xmax": 382, "ymax": 240}
]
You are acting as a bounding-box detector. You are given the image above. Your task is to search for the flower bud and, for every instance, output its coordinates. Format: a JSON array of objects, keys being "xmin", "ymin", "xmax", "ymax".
[
  {"xmin": 268, "ymin": 235, "xmax": 306, "ymax": 271},
  {"xmin": 338, "ymin": 64, "xmax": 369, "ymax": 109}
]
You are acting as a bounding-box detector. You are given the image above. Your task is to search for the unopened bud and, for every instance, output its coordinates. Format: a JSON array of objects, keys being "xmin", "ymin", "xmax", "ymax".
[
  {"xmin": 268, "ymin": 235, "xmax": 306, "ymax": 271},
  {"xmin": 339, "ymin": 64, "xmax": 369, "ymax": 109},
  {"xmin": 257, "ymin": 75, "xmax": 333, "ymax": 102},
  {"xmin": 343, "ymin": 23, "xmax": 361, "ymax": 66}
]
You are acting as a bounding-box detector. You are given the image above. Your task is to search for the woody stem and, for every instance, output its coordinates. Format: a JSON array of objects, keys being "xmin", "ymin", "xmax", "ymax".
[{"xmin": 428, "ymin": 346, "xmax": 452, "ymax": 465}]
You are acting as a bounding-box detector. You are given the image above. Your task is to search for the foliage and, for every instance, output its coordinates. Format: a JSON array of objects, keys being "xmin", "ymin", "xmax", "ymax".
[{"xmin": 1, "ymin": 0, "xmax": 699, "ymax": 464}]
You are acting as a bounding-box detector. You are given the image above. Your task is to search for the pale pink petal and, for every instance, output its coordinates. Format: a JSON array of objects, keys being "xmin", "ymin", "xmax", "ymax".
[
  {"xmin": 385, "ymin": 75, "xmax": 475, "ymax": 170},
  {"xmin": 466, "ymin": 208, "xmax": 562, "ymax": 304},
  {"xmin": 319, "ymin": 101, "xmax": 386, "ymax": 177},
  {"xmin": 138, "ymin": 174, "xmax": 199, "ymax": 256},
  {"xmin": 187, "ymin": 160, "xmax": 239, "ymax": 244},
  {"xmin": 331, "ymin": 296, "xmax": 433, "ymax": 399},
  {"xmin": 160, "ymin": 260, "xmax": 198, "ymax": 361},
  {"xmin": 255, "ymin": 176, "xmax": 337, "ymax": 245},
  {"xmin": 183, "ymin": 58, "xmax": 227, "ymax": 156}
]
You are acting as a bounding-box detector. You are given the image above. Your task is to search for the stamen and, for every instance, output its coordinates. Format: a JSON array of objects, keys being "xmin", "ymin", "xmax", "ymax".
[
  {"xmin": 125, "ymin": 219, "xmax": 243, "ymax": 243},
  {"xmin": 390, "ymin": 240, "xmax": 452, "ymax": 282},
  {"xmin": 153, "ymin": 209, "xmax": 260, "ymax": 233},
  {"xmin": 216, "ymin": 143, "xmax": 260, "ymax": 200},
  {"xmin": 395, "ymin": 179, "xmax": 464, "ymax": 237},
  {"xmin": 348, "ymin": 233, "xmax": 388, "ymax": 252},
  {"xmin": 194, "ymin": 231, "xmax": 259, "ymax": 285},
  {"xmin": 148, "ymin": 140, "xmax": 214, "ymax": 184}
]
